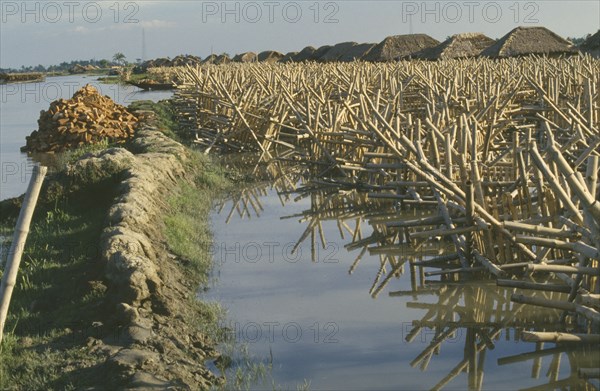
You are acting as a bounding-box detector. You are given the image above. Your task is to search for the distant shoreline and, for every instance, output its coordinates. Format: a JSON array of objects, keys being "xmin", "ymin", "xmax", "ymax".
[{"xmin": 0, "ymin": 72, "xmax": 45, "ymax": 84}]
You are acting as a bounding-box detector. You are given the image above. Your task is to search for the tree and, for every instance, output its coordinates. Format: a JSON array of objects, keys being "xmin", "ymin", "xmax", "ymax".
[
  {"xmin": 112, "ymin": 52, "xmax": 127, "ymax": 66},
  {"xmin": 567, "ymin": 34, "xmax": 591, "ymax": 46}
]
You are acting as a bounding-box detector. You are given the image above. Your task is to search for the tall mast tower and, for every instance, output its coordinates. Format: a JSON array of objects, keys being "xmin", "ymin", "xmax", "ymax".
[{"xmin": 142, "ymin": 28, "xmax": 147, "ymax": 62}]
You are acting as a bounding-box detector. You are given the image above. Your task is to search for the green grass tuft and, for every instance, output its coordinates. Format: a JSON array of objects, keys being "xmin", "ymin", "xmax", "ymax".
[
  {"xmin": 128, "ymin": 100, "xmax": 180, "ymax": 141},
  {"xmin": 164, "ymin": 151, "xmax": 231, "ymax": 285}
]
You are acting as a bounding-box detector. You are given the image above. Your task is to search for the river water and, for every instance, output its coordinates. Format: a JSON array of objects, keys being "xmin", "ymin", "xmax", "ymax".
[
  {"xmin": 207, "ymin": 160, "xmax": 598, "ymax": 390},
  {"xmin": 0, "ymin": 75, "xmax": 172, "ymax": 200}
]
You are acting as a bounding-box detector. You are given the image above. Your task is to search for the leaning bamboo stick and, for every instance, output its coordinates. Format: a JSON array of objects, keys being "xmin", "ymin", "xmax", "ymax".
[{"xmin": 0, "ymin": 165, "xmax": 47, "ymax": 344}]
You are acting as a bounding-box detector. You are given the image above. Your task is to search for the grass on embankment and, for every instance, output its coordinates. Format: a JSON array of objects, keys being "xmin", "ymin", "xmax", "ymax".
[
  {"xmin": 128, "ymin": 100, "xmax": 180, "ymax": 141},
  {"xmin": 165, "ymin": 155, "xmax": 230, "ymax": 284},
  {"xmin": 164, "ymin": 152, "xmax": 234, "ymax": 336},
  {"xmin": 0, "ymin": 173, "xmax": 122, "ymax": 389}
]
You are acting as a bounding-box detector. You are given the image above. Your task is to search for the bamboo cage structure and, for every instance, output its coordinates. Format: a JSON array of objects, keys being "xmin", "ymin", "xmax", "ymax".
[{"xmin": 179, "ymin": 56, "xmax": 600, "ymax": 338}]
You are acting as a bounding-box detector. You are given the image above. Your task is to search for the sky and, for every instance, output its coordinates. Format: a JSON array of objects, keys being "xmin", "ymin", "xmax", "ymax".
[{"xmin": 1, "ymin": 0, "xmax": 599, "ymax": 69}]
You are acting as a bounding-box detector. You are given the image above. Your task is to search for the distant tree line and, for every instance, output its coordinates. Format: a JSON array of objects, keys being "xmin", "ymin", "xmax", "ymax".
[
  {"xmin": 0, "ymin": 53, "xmax": 134, "ymax": 74},
  {"xmin": 0, "ymin": 59, "xmax": 112, "ymax": 74},
  {"xmin": 567, "ymin": 34, "xmax": 592, "ymax": 46}
]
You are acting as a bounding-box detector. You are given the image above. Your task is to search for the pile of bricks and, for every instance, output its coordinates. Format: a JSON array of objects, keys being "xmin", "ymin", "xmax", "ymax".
[{"xmin": 23, "ymin": 85, "xmax": 137, "ymax": 153}]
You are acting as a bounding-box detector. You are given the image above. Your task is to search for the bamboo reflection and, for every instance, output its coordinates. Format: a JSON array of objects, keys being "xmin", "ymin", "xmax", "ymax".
[
  {"xmin": 401, "ymin": 283, "xmax": 599, "ymax": 390},
  {"xmin": 215, "ymin": 156, "xmax": 599, "ymax": 390}
]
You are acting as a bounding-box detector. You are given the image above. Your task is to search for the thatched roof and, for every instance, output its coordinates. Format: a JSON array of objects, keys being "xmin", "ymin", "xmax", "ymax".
[
  {"xmin": 257, "ymin": 51, "xmax": 284, "ymax": 63},
  {"xmin": 338, "ymin": 43, "xmax": 376, "ymax": 62},
  {"xmin": 201, "ymin": 54, "xmax": 217, "ymax": 64},
  {"xmin": 312, "ymin": 45, "xmax": 333, "ymax": 61},
  {"xmin": 69, "ymin": 64, "xmax": 89, "ymax": 74},
  {"xmin": 363, "ymin": 34, "xmax": 440, "ymax": 62},
  {"xmin": 279, "ymin": 52, "xmax": 299, "ymax": 63},
  {"xmin": 319, "ymin": 42, "xmax": 358, "ymax": 62},
  {"xmin": 171, "ymin": 55, "xmax": 202, "ymax": 67},
  {"xmin": 149, "ymin": 58, "xmax": 172, "ymax": 67},
  {"xmin": 233, "ymin": 52, "xmax": 257, "ymax": 63},
  {"xmin": 140, "ymin": 55, "xmax": 202, "ymax": 70},
  {"xmin": 579, "ymin": 30, "xmax": 600, "ymax": 57},
  {"xmin": 214, "ymin": 54, "xmax": 231, "ymax": 65},
  {"xmin": 481, "ymin": 26, "xmax": 576, "ymax": 58},
  {"xmin": 416, "ymin": 33, "xmax": 495, "ymax": 60},
  {"xmin": 292, "ymin": 46, "xmax": 317, "ymax": 62}
]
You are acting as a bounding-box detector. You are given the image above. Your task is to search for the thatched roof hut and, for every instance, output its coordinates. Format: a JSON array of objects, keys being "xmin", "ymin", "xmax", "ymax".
[
  {"xmin": 319, "ymin": 42, "xmax": 358, "ymax": 62},
  {"xmin": 312, "ymin": 45, "xmax": 333, "ymax": 61},
  {"xmin": 363, "ymin": 34, "xmax": 440, "ymax": 62},
  {"xmin": 257, "ymin": 51, "xmax": 284, "ymax": 63},
  {"xmin": 291, "ymin": 46, "xmax": 317, "ymax": 62},
  {"xmin": 339, "ymin": 43, "xmax": 376, "ymax": 62},
  {"xmin": 416, "ymin": 33, "xmax": 495, "ymax": 60},
  {"xmin": 201, "ymin": 54, "xmax": 217, "ymax": 65},
  {"xmin": 214, "ymin": 54, "xmax": 231, "ymax": 65},
  {"xmin": 69, "ymin": 64, "xmax": 99, "ymax": 74},
  {"xmin": 69, "ymin": 64, "xmax": 88, "ymax": 74},
  {"xmin": 140, "ymin": 55, "xmax": 202, "ymax": 69},
  {"xmin": 279, "ymin": 52, "xmax": 299, "ymax": 63},
  {"xmin": 171, "ymin": 55, "xmax": 202, "ymax": 67},
  {"xmin": 579, "ymin": 30, "xmax": 600, "ymax": 57},
  {"xmin": 481, "ymin": 26, "xmax": 576, "ymax": 58},
  {"xmin": 233, "ymin": 52, "xmax": 257, "ymax": 63},
  {"xmin": 148, "ymin": 58, "xmax": 171, "ymax": 67}
]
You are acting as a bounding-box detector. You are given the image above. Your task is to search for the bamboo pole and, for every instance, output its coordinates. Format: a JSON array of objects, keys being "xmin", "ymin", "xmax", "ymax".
[
  {"xmin": 0, "ymin": 165, "xmax": 47, "ymax": 344},
  {"xmin": 521, "ymin": 331, "xmax": 600, "ymax": 344},
  {"xmin": 497, "ymin": 279, "xmax": 571, "ymax": 293},
  {"xmin": 511, "ymin": 294, "xmax": 600, "ymax": 323}
]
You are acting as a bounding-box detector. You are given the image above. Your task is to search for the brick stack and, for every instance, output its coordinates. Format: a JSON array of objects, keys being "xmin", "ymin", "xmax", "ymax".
[{"xmin": 23, "ymin": 85, "xmax": 138, "ymax": 153}]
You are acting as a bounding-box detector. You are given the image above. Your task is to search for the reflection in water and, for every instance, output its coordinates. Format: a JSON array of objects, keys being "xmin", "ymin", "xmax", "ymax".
[
  {"xmin": 402, "ymin": 283, "xmax": 598, "ymax": 391},
  {"xmin": 211, "ymin": 154, "xmax": 599, "ymax": 390}
]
